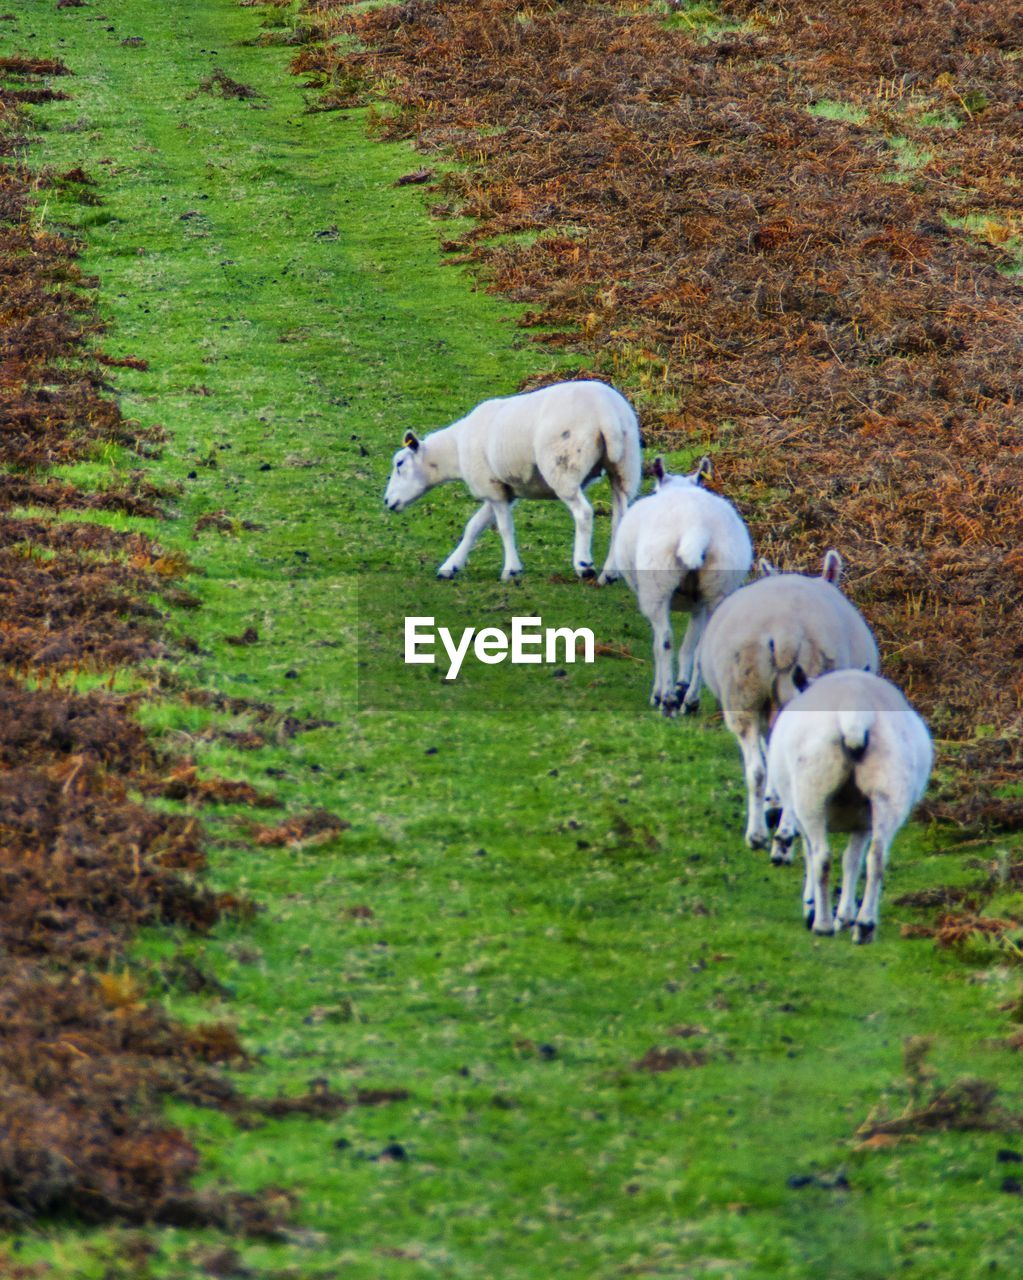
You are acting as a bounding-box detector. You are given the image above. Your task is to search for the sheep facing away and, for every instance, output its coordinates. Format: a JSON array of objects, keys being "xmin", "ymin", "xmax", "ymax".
[
  {"xmin": 383, "ymin": 380, "xmax": 642, "ymax": 581},
  {"xmin": 765, "ymin": 670, "xmax": 933, "ymax": 943},
  {"xmin": 603, "ymin": 457, "xmax": 752, "ymax": 714},
  {"xmin": 700, "ymin": 552, "xmax": 879, "ymax": 850}
]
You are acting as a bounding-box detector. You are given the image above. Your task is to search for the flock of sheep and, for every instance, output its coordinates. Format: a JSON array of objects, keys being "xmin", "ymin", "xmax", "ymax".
[{"xmin": 384, "ymin": 380, "xmax": 933, "ymax": 944}]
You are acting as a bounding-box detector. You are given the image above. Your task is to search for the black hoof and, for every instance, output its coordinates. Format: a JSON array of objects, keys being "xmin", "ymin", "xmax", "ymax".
[
  {"xmin": 804, "ymin": 906, "xmax": 815, "ymax": 930},
  {"xmin": 852, "ymin": 922, "xmax": 876, "ymax": 945},
  {"xmin": 681, "ymin": 698, "xmax": 700, "ymax": 717},
  {"xmin": 578, "ymin": 564, "xmax": 596, "ymax": 580},
  {"xmin": 661, "ymin": 696, "xmax": 680, "ymax": 718},
  {"xmin": 770, "ymin": 834, "xmax": 794, "ymax": 865},
  {"xmin": 437, "ymin": 567, "xmax": 459, "ymax": 579},
  {"xmin": 748, "ymin": 833, "xmax": 770, "ymax": 852}
]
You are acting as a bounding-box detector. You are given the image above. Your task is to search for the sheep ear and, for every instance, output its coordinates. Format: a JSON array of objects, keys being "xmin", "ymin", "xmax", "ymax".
[
  {"xmin": 821, "ymin": 549, "xmax": 843, "ymax": 584},
  {"xmin": 758, "ymin": 557, "xmax": 778, "ymax": 577},
  {"xmin": 652, "ymin": 457, "xmax": 666, "ymax": 484},
  {"xmin": 403, "ymin": 431, "xmax": 420, "ymax": 453},
  {"xmin": 695, "ymin": 456, "xmax": 713, "ymax": 486}
]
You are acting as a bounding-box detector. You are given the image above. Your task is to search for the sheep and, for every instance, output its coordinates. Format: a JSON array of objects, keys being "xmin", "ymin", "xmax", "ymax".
[
  {"xmin": 604, "ymin": 456, "xmax": 752, "ymax": 714},
  {"xmin": 383, "ymin": 380, "xmax": 642, "ymax": 581},
  {"xmin": 699, "ymin": 551, "xmax": 879, "ymax": 852},
  {"xmin": 765, "ymin": 670, "xmax": 933, "ymax": 943}
]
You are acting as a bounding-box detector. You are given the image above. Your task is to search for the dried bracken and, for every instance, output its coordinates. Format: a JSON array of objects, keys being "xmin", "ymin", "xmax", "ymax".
[
  {"xmin": 248, "ymin": 808, "xmax": 350, "ymax": 848},
  {"xmin": 195, "ymin": 68, "xmax": 265, "ymax": 101},
  {"xmin": 901, "ymin": 911, "xmax": 1023, "ymax": 955},
  {"xmin": 138, "ymin": 759, "xmax": 279, "ymax": 808},
  {"xmin": 856, "ymin": 1038, "xmax": 1023, "ymax": 1141},
  {"xmin": 293, "ymin": 0, "xmax": 1023, "ymax": 826}
]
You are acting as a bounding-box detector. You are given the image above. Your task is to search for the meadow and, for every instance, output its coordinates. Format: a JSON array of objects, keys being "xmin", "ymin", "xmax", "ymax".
[{"xmin": 3, "ymin": 1, "xmax": 1023, "ymax": 1276}]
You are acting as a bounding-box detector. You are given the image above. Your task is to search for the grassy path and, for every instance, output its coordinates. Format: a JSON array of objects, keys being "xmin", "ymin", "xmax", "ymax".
[{"xmin": 10, "ymin": 1, "xmax": 1023, "ymax": 1276}]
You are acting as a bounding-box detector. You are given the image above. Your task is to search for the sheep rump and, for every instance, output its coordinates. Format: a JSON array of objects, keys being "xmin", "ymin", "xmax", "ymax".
[
  {"xmin": 766, "ymin": 669, "xmax": 932, "ymax": 943},
  {"xmin": 606, "ymin": 458, "xmax": 752, "ymax": 714}
]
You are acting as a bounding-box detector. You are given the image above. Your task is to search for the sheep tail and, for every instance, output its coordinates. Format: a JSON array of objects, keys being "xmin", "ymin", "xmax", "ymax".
[
  {"xmin": 838, "ymin": 707, "xmax": 874, "ymax": 762},
  {"xmin": 676, "ymin": 525, "xmax": 711, "ymax": 571},
  {"xmin": 766, "ymin": 626, "xmax": 802, "ymax": 675}
]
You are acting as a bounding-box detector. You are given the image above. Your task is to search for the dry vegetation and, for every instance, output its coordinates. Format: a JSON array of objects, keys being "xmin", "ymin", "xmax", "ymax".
[{"xmin": 293, "ymin": 0, "xmax": 1023, "ymax": 828}]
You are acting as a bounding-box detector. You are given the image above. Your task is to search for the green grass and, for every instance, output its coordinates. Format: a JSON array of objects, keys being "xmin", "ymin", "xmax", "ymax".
[
  {"xmin": 808, "ymin": 100, "xmax": 871, "ymax": 127},
  {"xmin": 5, "ymin": 1, "xmax": 1023, "ymax": 1276},
  {"xmin": 885, "ymin": 135, "xmax": 934, "ymax": 174},
  {"xmin": 662, "ymin": 1, "xmax": 744, "ymax": 40},
  {"xmin": 807, "ymin": 102, "xmax": 934, "ymax": 184}
]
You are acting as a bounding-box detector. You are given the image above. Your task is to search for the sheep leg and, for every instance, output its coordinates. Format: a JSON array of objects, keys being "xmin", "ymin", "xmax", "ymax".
[
  {"xmin": 769, "ymin": 810, "xmax": 798, "ymax": 866},
  {"xmin": 491, "ymin": 499, "xmax": 523, "ymax": 581},
  {"xmin": 802, "ymin": 811, "xmax": 835, "ymax": 935},
  {"xmin": 437, "ymin": 502, "xmax": 496, "ymax": 579},
  {"xmin": 676, "ymin": 603, "xmax": 707, "ymax": 715},
  {"xmin": 644, "ymin": 595, "xmax": 677, "ymax": 713},
  {"xmin": 597, "ymin": 479, "xmax": 630, "ymax": 584},
  {"xmin": 732, "ymin": 717, "xmax": 769, "ymax": 850},
  {"xmin": 801, "ymin": 841, "xmax": 815, "ymax": 925},
  {"xmin": 560, "ymin": 490, "xmax": 596, "ymax": 579},
  {"xmin": 596, "ymin": 535, "xmax": 618, "ymax": 587},
  {"xmin": 835, "ymin": 831, "xmax": 870, "ymax": 931},
  {"xmin": 853, "ymin": 810, "xmax": 895, "ymax": 944}
]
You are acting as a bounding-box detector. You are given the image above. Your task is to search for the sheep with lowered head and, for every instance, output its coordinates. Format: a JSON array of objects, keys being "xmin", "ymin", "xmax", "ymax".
[
  {"xmin": 383, "ymin": 380, "xmax": 641, "ymax": 581},
  {"xmin": 605, "ymin": 456, "xmax": 752, "ymax": 714},
  {"xmin": 765, "ymin": 669, "xmax": 933, "ymax": 943},
  {"xmin": 700, "ymin": 551, "xmax": 879, "ymax": 851}
]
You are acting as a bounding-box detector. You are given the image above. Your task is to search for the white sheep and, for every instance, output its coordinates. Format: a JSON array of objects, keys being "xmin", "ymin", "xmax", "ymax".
[
  {"xmin": 765, "ymin": 669, "xmax": 933, "ymax": 943},
  {"xmin": 383, "ymin": 380, "xmax": 642, "ymax": 581},
  {"xmin": 605, "ymin": 456, "xmax": 752, "ymax": 714},
  {"xmin": 700, "ymin": 551, "xmax": 879, "ymax": 851}
]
